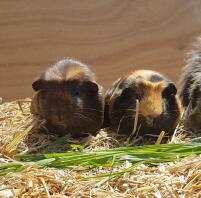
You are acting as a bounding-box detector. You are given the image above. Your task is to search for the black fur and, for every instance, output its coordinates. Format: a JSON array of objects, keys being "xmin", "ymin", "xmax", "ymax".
[
  {"xmin": 104, "ymin": 70, "xmax": 181, "ymax": 136},
  {"xmin": 180, "ymin": 36, "xmax": 201, "ymax": 129}
]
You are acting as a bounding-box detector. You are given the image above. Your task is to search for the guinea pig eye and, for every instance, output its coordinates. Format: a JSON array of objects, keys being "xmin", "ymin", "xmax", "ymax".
[
  {"xmin": 82, "ymin": 81, "xmax": 98, "ymax": 94},
  {"xmin": 191, "ymin": 86, "xmax": 201, "ymax": 109},
  {"xmin": 71, "ymin": 89, "xmax": 79, "ymax": 97}
]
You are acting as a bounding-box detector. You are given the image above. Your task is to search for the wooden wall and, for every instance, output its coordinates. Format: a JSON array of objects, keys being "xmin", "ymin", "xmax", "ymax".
[{"xmin": 1, "ymin": 0, "xmax": 201, "ymax": 100}]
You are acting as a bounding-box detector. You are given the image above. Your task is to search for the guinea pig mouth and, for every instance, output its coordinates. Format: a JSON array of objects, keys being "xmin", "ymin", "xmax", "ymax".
[
  {"xmin": 55, "ymin": 122, "xmax": 67, "ymax": 127},
  {"xmin": 45, "ymin": 121, "xmax": 70, "ymax": 134},
  {"xmin": 136, "ymin": 116, "xmax": 154, "ymax": 129},
  {"xmin": 144, "ymin": 116, "xmax": 154, "ymax": 127}
]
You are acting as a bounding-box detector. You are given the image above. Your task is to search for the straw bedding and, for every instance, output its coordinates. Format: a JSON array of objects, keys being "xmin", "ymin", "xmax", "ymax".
[{"xmin": 0, "ymin": 98, "xmax": 201, "ymax": 197}]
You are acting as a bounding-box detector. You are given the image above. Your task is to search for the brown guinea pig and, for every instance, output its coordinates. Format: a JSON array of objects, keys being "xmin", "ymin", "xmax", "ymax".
[
  {"xmin": 180, "ymin": 36, "xmax": 201, "ymax": 130},
  {"xmin": 31, "ymin": 58, "xmax": 104, "ymax": 137},
  {"xmin": 104, "ymin": 70, "xmax": 182, "ymax": 136}
]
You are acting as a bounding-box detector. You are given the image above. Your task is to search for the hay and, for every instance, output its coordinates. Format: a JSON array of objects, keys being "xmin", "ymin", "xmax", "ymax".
[
  {"xmin": 0, "ymin": 155, "xmax": 201, "ymax": 197},
  {"xmin": 1, "ymin": 99, "xmax": 201, "ymax": 197}
]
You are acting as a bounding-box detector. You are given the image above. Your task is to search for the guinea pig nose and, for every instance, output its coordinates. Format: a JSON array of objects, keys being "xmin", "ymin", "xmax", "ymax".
[
  {"xmin": 60, "ymin": 107, "xmax": 70, "ymax": 115},
  {"xmin": 146, "ymin": 116, "xmax": 153, "ymax": 127}
]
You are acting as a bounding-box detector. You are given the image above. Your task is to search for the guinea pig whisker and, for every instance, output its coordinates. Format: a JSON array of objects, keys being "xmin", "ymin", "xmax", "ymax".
[
  {"xmin": 122, "ymin": 109, "xmax": 137, "ymax": 112},
  {"xmin": 111, "ymin": 114, "xmax": 134, "ymax": 120},
  {"xmin": 54, "ymin": 122, "xmax": 66, "ymax": 127},
  {"xmin": 122, "ymin": 108, "xmax": 136, "ymax": 111},
  {"xmin": 111, "ymin": 111, "xmax": 143, "ymax": 117},
  {"xmin": 170, "ymin": 110, "xmax": 182, "ymax": 112},
  {"xmin": 116, "ymin": 115, "xmax": 125, "ymax": 134},
  {"xmin": 82, "ymin": 108, "xmax": 104, "ymax": 112},
  {"xmin": 111, "ymin": 109, "xmax": 137, "ymax": 114},
  {"xmin": 74, "ymin": 113, "xmax": 97, "ymax": 124}
]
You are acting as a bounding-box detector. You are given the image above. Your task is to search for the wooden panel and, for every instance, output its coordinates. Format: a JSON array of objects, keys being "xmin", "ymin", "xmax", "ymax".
[{"xmin": 1, "ymin": 0, "xmax": 201, "ymax": 100}]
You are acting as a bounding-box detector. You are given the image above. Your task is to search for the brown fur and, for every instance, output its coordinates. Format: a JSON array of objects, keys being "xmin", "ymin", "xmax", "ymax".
[
  {"xmin": 31, "ymin": 58, "xmax": 104, "ymax": 137},
  {"xmin": 104, "ymin": 70, "xmax": 181, "ymax": 136},
  {"xmin": 138, "ymin": 81, "xmax": 164, "ymax": 117}
]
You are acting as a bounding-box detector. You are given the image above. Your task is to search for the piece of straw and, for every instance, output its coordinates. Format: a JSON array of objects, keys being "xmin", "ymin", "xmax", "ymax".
[
  {"xmin": 171, "ymin": 111, "xmax": 184, "ymax": 143},
  {"xmin": 126, "ymin": 99, "xmax": 139, "ymax": 143},
  {"xmin": 155, "ymin": 131, "xmax": 165, "ymax": 145}
]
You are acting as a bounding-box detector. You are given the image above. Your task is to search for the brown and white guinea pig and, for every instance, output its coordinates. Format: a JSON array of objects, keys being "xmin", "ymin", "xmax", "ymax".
[
  {"xmin": 104, "ymin": 70, "xmax": 182, "ymax": 136},
  {"xmin": 31, "ymin": 58, "xmax": 104, "ymax": 137},
  {"xmin": 180, "ymin": 36, "xmax": 201, "ymax": 130}
]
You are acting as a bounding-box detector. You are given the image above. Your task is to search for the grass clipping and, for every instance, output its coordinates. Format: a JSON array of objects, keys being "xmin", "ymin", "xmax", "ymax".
[{"xmin": 1, "ymin": 98, "xmax": 201, "ymax": 197}]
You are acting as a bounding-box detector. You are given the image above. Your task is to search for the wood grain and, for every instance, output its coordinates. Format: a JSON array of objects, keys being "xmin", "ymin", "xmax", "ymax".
[{"xmin": 1, "ymin": 0, "xmax": 201, "ymax": 100}]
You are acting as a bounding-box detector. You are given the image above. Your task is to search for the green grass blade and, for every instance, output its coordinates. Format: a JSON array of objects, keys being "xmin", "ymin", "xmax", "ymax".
[{"xmin": 1, "ymin": 142, "xmax": 201, "ymax": 176}]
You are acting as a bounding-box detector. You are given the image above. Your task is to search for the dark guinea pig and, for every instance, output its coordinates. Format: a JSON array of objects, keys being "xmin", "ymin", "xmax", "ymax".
[
  {"xmin": 180, "ymin": 36, "xmax": 201, "ymax": 130},
  {"xmin": 104, "ymin": 70, "xmax": 181, "ymax": 136},
  {"xmin": 31, "ymin": 58, "xmax": 104, "ymax": 137}
]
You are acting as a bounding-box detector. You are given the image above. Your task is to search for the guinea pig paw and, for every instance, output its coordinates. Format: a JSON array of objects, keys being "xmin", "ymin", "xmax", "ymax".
[{"xmin": 162, "ymin": 83, "xmax": 177, "ymax": 98}]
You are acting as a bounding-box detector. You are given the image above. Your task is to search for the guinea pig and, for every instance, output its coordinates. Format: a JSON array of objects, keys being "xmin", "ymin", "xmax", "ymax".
[
  {"xmin": 180, "ymin": 36, "xmax": 201, "ymax": 130},
  {"xmin": 104, "ymin": 70, "xmax": 182, "ymax": 136},
  {"xmin": 31, "ymin": 58, "xmax": 104, "ymax": 137}
]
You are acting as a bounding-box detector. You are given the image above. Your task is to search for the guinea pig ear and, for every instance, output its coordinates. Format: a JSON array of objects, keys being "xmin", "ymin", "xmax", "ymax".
[
  {"xmin": 82, "ymin": 81, "xmax": 99, "ymax": 93},
  {"xmin": 162, "ymin": 83, "xmax": 177, "ymax": 98},
  {"xmin": 32, "ymin": 79, "xmax": 46, "ymax": 91},
  {"xmin": 121, "ymin": 87, "xmax": 134, "ymax": 98}
]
